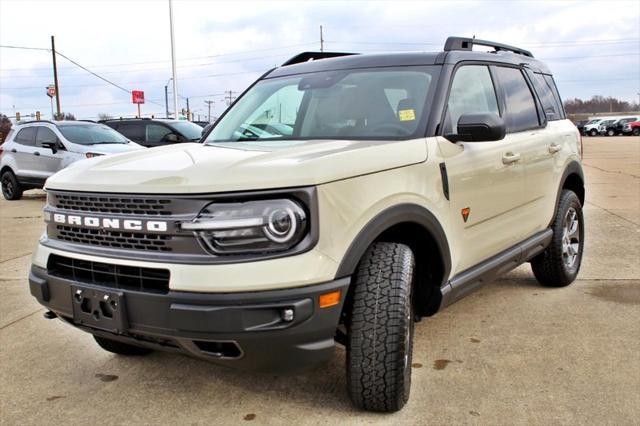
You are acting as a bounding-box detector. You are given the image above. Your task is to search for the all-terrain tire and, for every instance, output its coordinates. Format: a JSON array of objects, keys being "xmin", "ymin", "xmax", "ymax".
[
  {"xmin": 531, "ymin": 190, "xmax": 584, "ymax": 287},
  {"xmin": 1, "ymin": 170, "xmax": 23, "ymax": 200},
  {"xmin": 94, "ymin": 335, "xmax": 153, "ymax": 356},
  {"xmin": 346, "ymin": 242, "xmax": 415, "ymax": 412}
]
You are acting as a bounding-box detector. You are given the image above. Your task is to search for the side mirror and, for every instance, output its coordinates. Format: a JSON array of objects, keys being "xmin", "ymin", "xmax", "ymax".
[
  {"xmin": 164, "ymin": 133, "xmax": 179, "ymax": 143},
  {"xmin": 447, "ymin": 113, "xmax": 506, "ymax": 142},
  {"xmin": 41, "ymin": 141, "xmax": 58, "ymax": 154}
]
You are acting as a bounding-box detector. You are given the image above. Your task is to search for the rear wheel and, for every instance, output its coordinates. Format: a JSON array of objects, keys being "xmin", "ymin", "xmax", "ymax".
[
  {"xmin": 633, "ymin": 128, "xmax": 640, "ymax": 136},
  {"xmin": 531, "ymin": 190, "xmax": 584, "ymax": 287},
  {"xmin": 1, "ymin": 170, "xmax": 23, "ymax": 201},
  {"xmin": 607, "ymin": 129, "xmax": 615, "ymax": 136},
  {"xmin": 346, "ymin": 242, "xmax": 415, "ymax": 412},
  {"xmin": 94, "ymin": 335, "xmax": 153, "ymax": 356}
]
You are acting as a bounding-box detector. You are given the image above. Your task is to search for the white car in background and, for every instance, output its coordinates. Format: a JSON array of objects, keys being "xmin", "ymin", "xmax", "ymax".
[{"xmin": 1, "ymin": 120, "xmax": 144, "ymax": 200}]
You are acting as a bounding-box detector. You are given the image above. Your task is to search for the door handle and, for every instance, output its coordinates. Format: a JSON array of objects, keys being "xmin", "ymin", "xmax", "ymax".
[
  {"xmin": 548, "ymin": 143, "xmax": 561, "ymax": 154},
  {"xmin": 10, "ymin": 149, "xmax": 17, "ymax": 153},
  {"xmin": 34, "ymin": 151, "xmax": 40, "ymax": 156},
  {"xmin": 502, "ymin": 152, "xmax": 521, "ymax": 165}
]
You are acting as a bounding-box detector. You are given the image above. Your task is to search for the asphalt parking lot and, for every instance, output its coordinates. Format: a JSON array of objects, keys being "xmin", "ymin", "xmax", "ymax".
[{"xmin": 1, "ymin": 136, "xmax": 638, "ymax": 425}]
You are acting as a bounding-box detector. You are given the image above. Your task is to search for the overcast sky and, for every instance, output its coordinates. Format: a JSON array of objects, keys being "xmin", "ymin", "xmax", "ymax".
[{"xmin": 1, "ymin": 0, "xmax": 638, "ymax": 120}]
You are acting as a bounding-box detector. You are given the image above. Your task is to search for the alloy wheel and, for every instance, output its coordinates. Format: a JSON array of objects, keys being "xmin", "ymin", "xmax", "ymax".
[{"xmin": 562, "ymin": 207, "xmax": 580, "ymax": 268}]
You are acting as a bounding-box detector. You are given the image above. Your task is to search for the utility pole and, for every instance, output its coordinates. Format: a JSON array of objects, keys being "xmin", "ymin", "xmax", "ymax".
[
  {"xmin": 51, "ymin": 36, "xmax": 61, "ymax": 119},
  {"xmin": 186, "ymin": 97, "xmax": 190, "ymax": 121},
  {"xmin": 164, "ymin": 85, "xmax": 169, "ymax": 118},
  {"xmin": 204, "ymin": 100, "xmax": 214, "ymax": 122},
  {"xmin": 225, "ymin": 90, "xmax": 236, "ymax": 106},
  {"xmin": 168, "ymin": 0, "xmax": 179, "ymax": 119},
  {"xmin": 320, "ymin": 25, "xmax": 324, "ymax": 52}
]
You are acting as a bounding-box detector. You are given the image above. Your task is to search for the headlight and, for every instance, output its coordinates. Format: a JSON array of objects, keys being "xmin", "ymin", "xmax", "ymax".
[{"xmin": 181, "ymin": 199, "xmax": 308, "ymax": 254}]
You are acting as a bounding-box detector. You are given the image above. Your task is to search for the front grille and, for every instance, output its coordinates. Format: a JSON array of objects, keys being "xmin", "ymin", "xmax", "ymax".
[
  {"xmin": 56, "ymin": 225, "xmax": 172, "ymax": 252},
  {"xmin": 47, "ymin": 254, "xmax": 170, "ymax": 294},
  {"xmin": 53, "ymin": 193, "xmax": 173, "ymax": 216}
]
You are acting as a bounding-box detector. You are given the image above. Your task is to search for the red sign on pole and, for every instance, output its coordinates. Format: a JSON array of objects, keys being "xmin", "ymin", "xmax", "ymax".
[
  {"xmin": 132, "ymin": 90, "xmax": 145, "ymax": 104},
  {"xmin": 46, "ymin": 85, "xmax": 56, "ymax": 98}
]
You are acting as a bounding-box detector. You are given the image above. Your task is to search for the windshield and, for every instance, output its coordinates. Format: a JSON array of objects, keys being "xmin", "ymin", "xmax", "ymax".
[
  {"xmin": 58, "ymin": 124, "xmax": 128, "ymax": 145},
  {"xmin": 205, "ymin": 66, "xmax": 438, "ymax": 143},
  {"xmin": 169, "ymin": 121, "xmax": 205, "ymax": 140}
]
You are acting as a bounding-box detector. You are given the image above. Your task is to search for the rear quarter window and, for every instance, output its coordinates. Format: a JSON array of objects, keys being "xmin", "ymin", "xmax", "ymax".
[{"xmin": 530, "ymin": 72, "xmax": 562, "ymax": 121}]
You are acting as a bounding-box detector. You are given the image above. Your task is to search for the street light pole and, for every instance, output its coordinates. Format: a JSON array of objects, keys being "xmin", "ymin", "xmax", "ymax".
[
  {"xmin": 50, "ymin": 35, "xmax": 61, "ymax": 119},
  {"xmin": 168, "ymin": 0, "xmax": 179, "ymax": 119}
]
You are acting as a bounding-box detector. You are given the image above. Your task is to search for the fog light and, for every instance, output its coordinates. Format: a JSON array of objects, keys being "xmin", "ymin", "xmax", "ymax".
[{"xmin": 281, "ymin": 308, "xmax": 294, "ymax": 322}]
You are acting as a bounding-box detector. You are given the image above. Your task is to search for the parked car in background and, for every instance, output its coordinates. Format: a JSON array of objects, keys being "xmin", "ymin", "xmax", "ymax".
[
  {"xmin": 101, "ymin": 118, "xmax": 204, "ymax": 147},
  {"xmin": 0, "ymin": 120, "xmax": 144, "ymax": 200},
  {"xmin": 614, "ymin": 117, "xmax": 638, "ymax": 135},
  {"xmin": 622, "ymin": 121, "xmax": 640, "ymax": 136},
  {"xmin": 574, "ymin": 120, "xmax": 588, "ymax": 134},
  {"xmin": 192, "ymin": 121, "xmax": 210, "ymax": 128},
  {"xmin": 598, "ymin": 119, "xmax": 619, "ymax": 136},
  {"xmin": 583, "ymin": 118, "xmax": 605, "ymax": 136}
]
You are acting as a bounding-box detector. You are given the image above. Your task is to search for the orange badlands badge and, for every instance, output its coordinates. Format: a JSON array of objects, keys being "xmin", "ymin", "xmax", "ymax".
[{"xmin": 461, "ymin": 207, "xmax": 471, "ymax": 223}]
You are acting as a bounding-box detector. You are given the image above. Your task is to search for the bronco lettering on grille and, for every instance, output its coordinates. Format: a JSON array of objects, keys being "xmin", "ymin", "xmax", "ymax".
[{"xmin": 50, "ymin": 213, "xmax": 168, "ymax": 232}]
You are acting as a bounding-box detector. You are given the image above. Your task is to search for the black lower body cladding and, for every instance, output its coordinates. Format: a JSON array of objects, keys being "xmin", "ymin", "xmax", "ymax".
[{"xmin": 29, "ymin": 265, "xmax": 349, "ymax": 373}]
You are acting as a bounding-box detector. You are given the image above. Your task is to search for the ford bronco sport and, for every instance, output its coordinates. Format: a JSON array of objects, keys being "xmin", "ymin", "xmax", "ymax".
[{"xmin": 29, "ymin": 37, "xmax": 585, "ymax": 412}]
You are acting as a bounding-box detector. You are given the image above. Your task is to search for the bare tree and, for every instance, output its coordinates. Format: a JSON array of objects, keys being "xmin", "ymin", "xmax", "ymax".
[
  {"xmin": 0, "ymin": 114, "xmax": 12, "ymax": 143},
  {"xmin": 564, "ymin": 96, "xmax": 639, "ymax": 114},
  {"xmin": 54, "ymin": 112, "xmax": 76, "ymax": 121},
  {"xmin": 97, "ymin": 113, "xmax": 113, "ymax": 121}
]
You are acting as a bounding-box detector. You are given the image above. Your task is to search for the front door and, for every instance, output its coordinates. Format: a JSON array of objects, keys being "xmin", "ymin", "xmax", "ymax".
[{"xmin": 438, "ymin": 64, "xmax": 528, "ymax": 273}]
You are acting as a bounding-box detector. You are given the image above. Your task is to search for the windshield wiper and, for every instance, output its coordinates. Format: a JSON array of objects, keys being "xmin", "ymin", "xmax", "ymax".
[{"xmin": 91, "ymin": 141, "xmax": 125, "ymax": 144}]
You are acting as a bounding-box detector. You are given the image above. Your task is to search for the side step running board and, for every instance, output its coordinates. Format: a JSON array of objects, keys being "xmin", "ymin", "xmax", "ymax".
[{"xmin": 440, "ymin": 229, "xmax": 552, "ymax": 308}]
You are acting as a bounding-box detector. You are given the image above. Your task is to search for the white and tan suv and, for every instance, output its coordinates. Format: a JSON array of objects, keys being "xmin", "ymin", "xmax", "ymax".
[{"xmin": 29, "ymin": 37, "xmax": 585, "ymax": 412}]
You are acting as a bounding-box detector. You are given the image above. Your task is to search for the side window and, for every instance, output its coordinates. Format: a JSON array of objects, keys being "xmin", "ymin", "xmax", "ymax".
[
  {"xmin": 530, "ymin": 72, "xmax": 559, "ymax": 121},
  {"xmin": 494, "ymin": 67, "xmax": 540, "ymax": 133},
  {"xmin": 35, "ymin": 127, "xmax": 58, "ymax": 147},
  {"xmin": 14, "ymin": 127, "xmax": 37, "ymax": 146},
  {"xmin": 117, "ymin": 123, "xmax": 144, "ymax": 142},
  {"xmin": 146, "ymin": 124, "xmax": 172, "ymax": 143},
  {"xmin": 444, "ymin": 65, "xmax": 499, "ymax": 135}
]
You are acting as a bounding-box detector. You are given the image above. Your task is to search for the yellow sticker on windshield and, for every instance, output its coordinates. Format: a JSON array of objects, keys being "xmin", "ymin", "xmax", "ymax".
[{"xmin": 398, "ymin": 109, "xmax": 416, "ymax": 121}]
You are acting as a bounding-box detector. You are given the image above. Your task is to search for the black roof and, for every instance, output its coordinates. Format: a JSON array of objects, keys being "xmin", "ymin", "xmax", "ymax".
[{"xmin": 267, "ymin": 37, "xmax": 552, "ymax": 79}]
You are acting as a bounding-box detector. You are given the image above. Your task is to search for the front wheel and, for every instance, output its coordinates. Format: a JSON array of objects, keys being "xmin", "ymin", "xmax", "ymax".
[
  {"xmin": 1, "ymin": 170, "xmax": 23, "ymax": 201},
  {"xmin": 531, "ymin": 190, "xmax": 584, "ymax": 287},
  {"xmin": 347, "ymin": 242, "xmax": 415, "ymax": 412},
  {"xmin": 589, "ymin": 129, "xmax": 598, "ymax": 137},
  {"xmin": 607, "ymin": 129, "xmax": 615, "ymax": 136},
  {"xmin": 633, "ymin": 128, "xmax": 640, "ymax": 136}
]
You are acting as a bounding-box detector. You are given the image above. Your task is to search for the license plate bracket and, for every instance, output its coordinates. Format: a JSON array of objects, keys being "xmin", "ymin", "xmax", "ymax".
[{"xmin": 70, "ymin": 286, "xmax": 127, "ymax": 333}]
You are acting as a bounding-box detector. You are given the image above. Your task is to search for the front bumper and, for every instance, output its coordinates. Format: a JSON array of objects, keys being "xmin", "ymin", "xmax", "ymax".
[{"xmin": 29, "ymin": 265, "xmax": 350, "ymax": 373}]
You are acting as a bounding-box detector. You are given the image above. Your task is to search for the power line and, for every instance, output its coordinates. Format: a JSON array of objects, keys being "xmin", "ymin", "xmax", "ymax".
[
  {"xmin": 53, "ymin": 50, "xmax": 165, "ymax": 108},
  {"xmin": 0, "ymin": 44, "xmax": 50, "ymax": 51}
]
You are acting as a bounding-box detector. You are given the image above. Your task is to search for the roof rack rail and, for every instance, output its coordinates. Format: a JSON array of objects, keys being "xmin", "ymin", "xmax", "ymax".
[
  {"xmin": 77, "ymin": 119, "xmax": 97, "ymax": 123},
  {"xmin": 444, "ymin": 36, "xmax": 533, "ymax": 58},
  {"xmin": 17, "ymin": 119, "xmax": 56, "ymax": 126},
  {"xmin": 282, "ymin": 51, "xmax": 357, "ymax": 66}
]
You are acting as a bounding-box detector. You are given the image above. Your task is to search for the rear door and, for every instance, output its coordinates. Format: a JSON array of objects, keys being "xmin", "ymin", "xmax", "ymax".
[
  {"xmin": 438, "ymin": 64, "xmax": 528, "ymax": 272},
  {"xmin": 115, "ymin": 122, "xmax": 146, "ymax": 145},
  {"xmin": 11, "ymin": 127, "xmax": 38, "ymax": 177},
  {"xmin": 34, "ymin": 126, "xmax": 64, "ymax": 176}
]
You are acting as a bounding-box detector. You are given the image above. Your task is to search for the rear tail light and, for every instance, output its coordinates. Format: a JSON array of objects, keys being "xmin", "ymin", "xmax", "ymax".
[{"xmin": 0, "ymin": 146, "xmax": 3, "ymax": 157}]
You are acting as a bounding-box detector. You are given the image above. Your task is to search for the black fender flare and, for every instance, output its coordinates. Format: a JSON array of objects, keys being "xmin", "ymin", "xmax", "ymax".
[
  {"xmin": 555, "ymin": 160, "xmax": 585, "ymax": 207},
  {"xmin": 334, "ymin": 203, "xmax": 451, "ymax": 283}
]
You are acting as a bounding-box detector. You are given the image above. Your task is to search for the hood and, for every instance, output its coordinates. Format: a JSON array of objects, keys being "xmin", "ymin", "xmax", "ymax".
[
  {"xmin": 71, "ymin": 141, "xmax": 145, "ymax": 154},
  {"xmin": 45, "ymin": 139, "xmax": 427, "ymax": 193}
]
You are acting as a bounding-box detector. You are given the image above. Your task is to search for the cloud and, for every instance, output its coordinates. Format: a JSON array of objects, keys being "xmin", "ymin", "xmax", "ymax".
[{"xmin": 1, "ymin": 0, "xmax": 638, "ymax": 119}]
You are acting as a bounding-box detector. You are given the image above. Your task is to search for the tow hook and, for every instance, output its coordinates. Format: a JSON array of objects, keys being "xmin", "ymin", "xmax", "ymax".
[{"xmin": 43, "ymin": 310, "xmax": 57, "ymax": 320}]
